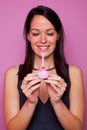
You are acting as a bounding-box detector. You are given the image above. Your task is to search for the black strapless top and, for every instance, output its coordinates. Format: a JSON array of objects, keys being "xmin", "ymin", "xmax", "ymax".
[{"xmin": 18, "ymin": 64, "xmax": 71, "ymax": 130}]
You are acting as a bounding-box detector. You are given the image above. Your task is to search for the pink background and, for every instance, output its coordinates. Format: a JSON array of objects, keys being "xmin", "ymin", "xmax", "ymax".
[{"xmin": 0, "ymin": 0, "xmax": 87, "ymax": 129}]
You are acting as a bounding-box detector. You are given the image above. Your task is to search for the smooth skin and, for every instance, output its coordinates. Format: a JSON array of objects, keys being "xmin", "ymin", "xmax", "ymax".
[{"xmin": 4, "ymin": 15, "xmax": 85, "ymax": 130}]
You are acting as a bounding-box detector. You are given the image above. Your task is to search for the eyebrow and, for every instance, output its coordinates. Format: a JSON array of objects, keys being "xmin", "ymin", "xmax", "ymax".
[{"xmin": 30, "ymin": 28, "xmax": 55, "ymax": 32}]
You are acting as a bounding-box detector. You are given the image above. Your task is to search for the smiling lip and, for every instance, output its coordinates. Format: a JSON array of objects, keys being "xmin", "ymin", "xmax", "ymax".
[{"xmin": 38, "ymin": 46, "xmax": 49, "ymax": 51}]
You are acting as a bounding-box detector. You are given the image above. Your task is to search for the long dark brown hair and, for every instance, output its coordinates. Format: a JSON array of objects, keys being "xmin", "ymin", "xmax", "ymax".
[{"xmin": 18, "ymin": 5, "xmax": 68, "ymax": 83}]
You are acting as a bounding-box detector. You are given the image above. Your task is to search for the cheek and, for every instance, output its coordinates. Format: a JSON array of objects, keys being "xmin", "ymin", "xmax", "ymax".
[
  {"xmin": 31, "ymin": 44, "xmax": 36, "ymax": 49},
  {"xmin": 50, "ymin": 42, "xmax": 56, "ymax": 52},
  {"xmin": 53, "ymin": 39, "xmax": 57, "ymax": 44},
  {"xmin": 28, "ymin": 35, "xmax": 38, "ymax": 44},
  {"xmin": 29, "ymin": 39, "xmax": 37, "ymax": 44},
  {"xmin": 50, "ymin": 38, "xmax": 57, "ymax": 50},
  {"xmin": 48, "ymin": 36, "xmax": 57, "ymax": 43},
  {"xmin": 52, "ymin": 44, "xmax": 56, "ymax": 51}
]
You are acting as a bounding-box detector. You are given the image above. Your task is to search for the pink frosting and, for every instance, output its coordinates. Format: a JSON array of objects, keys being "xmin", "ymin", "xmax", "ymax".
[{"xmin": 36, "ymin": 70, "xmax": 49, "ymax": 79}]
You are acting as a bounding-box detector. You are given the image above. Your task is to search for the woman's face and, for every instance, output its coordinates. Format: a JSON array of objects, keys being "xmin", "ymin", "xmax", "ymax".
[{"xmin": 27, "ymin": 15, "xmax": 59, "ymax": 57}]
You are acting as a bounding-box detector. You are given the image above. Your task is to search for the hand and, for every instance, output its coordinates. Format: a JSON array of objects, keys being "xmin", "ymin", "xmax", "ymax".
[
  {"xmin": 45, "ymin": 74, "xmax": 67, "ymax": 104},
  {"xmin": 21, "ymin": 73, "xmax": 41, "ymax": 105}
]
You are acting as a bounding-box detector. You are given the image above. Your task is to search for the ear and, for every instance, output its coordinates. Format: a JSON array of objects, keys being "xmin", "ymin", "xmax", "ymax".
[{"xmin": 27, "ymin": 33, "xmax": 31, "ymax": 41}]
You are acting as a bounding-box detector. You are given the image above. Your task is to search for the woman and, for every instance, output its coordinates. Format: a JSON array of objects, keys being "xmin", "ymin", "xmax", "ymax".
[{"xmin": 4, "ymin": 5, "xmax": 85, "ymax": 130}]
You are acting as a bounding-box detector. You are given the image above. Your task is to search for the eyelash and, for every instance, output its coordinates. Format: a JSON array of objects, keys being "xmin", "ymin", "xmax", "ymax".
[
  {"xmin": 32, "ymin": 33, "xmax": 54, "ymax": 36},
  {"xmin": 32, "ymin": 34, "xmax": 39, "ymax": 36},
  {"xmin": 47, "ymin": 33, "xmax": 54, "ymax": 36}
]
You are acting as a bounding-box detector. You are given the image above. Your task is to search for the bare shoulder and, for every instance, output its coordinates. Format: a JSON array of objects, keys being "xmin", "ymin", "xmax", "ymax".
[
  {"xmin": 4, "ymin": 65, "xmax": 19, "ymax": 83},
  {"xmin": 5, "ymin": 65, "xmax": 19, "ymax": 76},
  {"xmin": 69, "ymin": 65, "xmax": 83, "ymax": 79},
  {"xmin": 69, "ymin": 65, "xmax": 83, "ymax": 88},
  {"xmin": 4, "ymin": 65, "xmax": 20, "ymax": 99}
]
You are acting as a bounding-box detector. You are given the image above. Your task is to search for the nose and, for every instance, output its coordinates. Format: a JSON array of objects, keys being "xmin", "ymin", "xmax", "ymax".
[{"xmin": 40, "ymin": 33, "xmax": 47, "ymax": 44}]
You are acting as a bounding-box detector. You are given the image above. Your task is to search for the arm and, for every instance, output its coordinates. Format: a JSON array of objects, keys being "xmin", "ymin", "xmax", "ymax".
[
  {"xmin": 52, "ymin": 66, "xmax": 85, "ymax": 130},
  {"xmin": 4, "ymin": 66, "xmax": 39, "ymax": 130},
  {"xmin": 45, "ymin": 66, "xmax": 85, "ymax": 130}
]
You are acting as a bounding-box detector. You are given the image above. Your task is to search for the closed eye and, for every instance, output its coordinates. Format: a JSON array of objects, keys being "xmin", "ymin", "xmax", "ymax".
[
  {"xmin": 47, "ymin": 33, "xmax": 54, "ymax": 36},
  {"xmin": 32, "ymin": 33, "xmax": 40, "ymax": 36}
]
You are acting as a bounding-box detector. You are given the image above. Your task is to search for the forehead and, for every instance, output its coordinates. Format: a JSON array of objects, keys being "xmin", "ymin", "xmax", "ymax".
[{"xmin": 30, "ymin": 15, "xmax": 54, "ymax": 29}]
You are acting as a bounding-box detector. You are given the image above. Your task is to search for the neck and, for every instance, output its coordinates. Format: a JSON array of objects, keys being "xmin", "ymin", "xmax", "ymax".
[
  {"xmin": 34, "ymin": 54, "xmax": 55, "ymax": 70},
  {"xmin": 33, "ymin": 66, "xmax": 55, "ymax": 71}
]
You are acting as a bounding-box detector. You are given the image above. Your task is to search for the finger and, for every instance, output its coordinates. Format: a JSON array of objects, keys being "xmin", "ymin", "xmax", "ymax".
[
  {"xmin": 45, "ymin": 80, "xmax": 60, "ymax": 88},
  {"xmin": 27, "ymin": 95, "xmax": 38, "ymax": 103},
  {"xmin": 48, "ymin": 74, "xmax": 67, "ymax": 86},
  {"xmin": 46, "ymin": 80, "xmax": 66, "ymax": 95},
  {"xmin": 50, "ymin": 83, "xmax": 60, "ymax": 93},
  {"xmin": 45, "ymin": 78, "xmax": 67, "ymax": 89},
  {"xmin": 50, "ymin": 83, "xmax": 65, "ymax": 94},
  {"xmin": 21, "ymin": 74, "xmax": 39, "ymax": 90},
  {"xmin": 48, "ymin": 76, "xmax": 66, "ymax": 87},
  {"xmin": 61, "ymin": 82, "xmax": 67, "ymax": 89},
  {"xmin": 26, "ymin": 84, "xmax": 40, "ymax": 97},
  {"xmin": 50, "ymin": 83, "xmax": 66, "ymax": 99},
  {"xmin": 22, "ymin": 85, "xmax": 28, "ymax": 94},
  {"xmin": 21, "ymin": 78, "xmax": 41, "ymax": 91},
  {"xmin": 22, "ymin": 73, "xmax": 38, "ymax": 85},
  {"xmin": 21, "ymin": 84, "xmax": 26, "ymax": 89},
  {"xmin": 48, "ymin": 74, "xmax": 61, "ymax": 81},
  {"xmin": 27, "ymin": 78, "xmax": 41, "ymax": 89}
]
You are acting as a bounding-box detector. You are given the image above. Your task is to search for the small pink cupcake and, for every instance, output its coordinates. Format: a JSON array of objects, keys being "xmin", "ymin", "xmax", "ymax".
[{"xmin": 36, "ymin": 67, "xmax": 49, "ymax": 79}]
